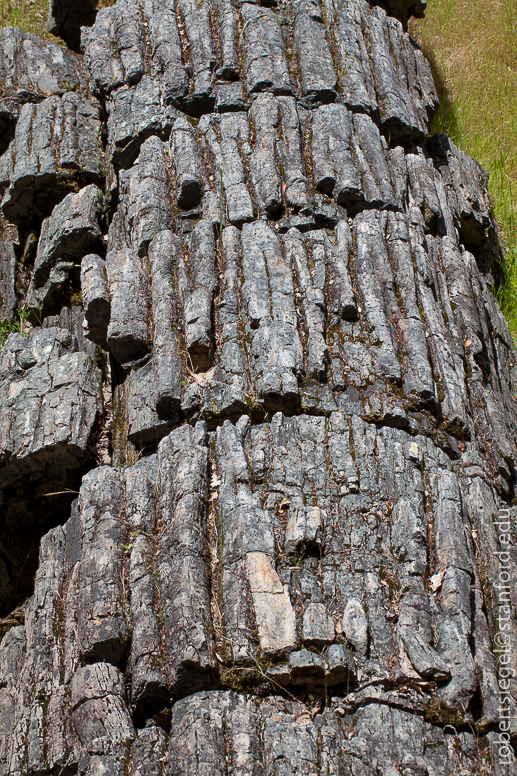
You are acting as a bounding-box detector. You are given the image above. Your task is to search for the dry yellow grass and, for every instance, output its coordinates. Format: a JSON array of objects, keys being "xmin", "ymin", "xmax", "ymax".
[{"xmin": 0, "ymin": 0, "xmax": 52, "ymax": 40}]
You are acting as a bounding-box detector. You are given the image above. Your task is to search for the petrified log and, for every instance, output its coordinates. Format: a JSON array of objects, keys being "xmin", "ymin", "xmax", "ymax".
[{"xmin": 0, "ymin": 3, "xmax": 515, "ymax": 773}]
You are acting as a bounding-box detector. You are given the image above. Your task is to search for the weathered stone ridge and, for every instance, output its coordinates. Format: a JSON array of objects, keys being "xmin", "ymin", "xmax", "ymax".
[
  {"xmin": 1, "ymin": 414, "xmax": 516, "ymax": 772},
  {"xmin": 0, "ymin": 1, "xmax": 516, "ymax": 774}
]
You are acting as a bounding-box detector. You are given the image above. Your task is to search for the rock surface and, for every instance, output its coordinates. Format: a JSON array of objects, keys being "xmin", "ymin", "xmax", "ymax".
[
  {"xmin": 0, "ymin": 326, "xmax": 102, "ymax": 616},
  {"xmin": 0, "ymin": 27, "xmax": 86, "ymax": 154},
  {"xmin": 0, "ymin": 1, "xmax": 515, "ymax": 773},
  {"xmin": 0, "ymin": 92, "xmax": 104, "ymax": 224}
]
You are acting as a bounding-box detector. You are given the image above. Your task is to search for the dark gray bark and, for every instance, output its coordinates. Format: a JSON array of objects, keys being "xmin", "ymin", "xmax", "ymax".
[{"xmin": 0, "ymin": 2, "xmax": 516, "ymax": 773}]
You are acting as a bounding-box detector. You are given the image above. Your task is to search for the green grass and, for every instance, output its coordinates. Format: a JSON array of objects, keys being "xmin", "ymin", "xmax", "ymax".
[
  {"xmin": 0, "ymin": 307, "xmax": 29, "ymax": 347},
  {"xmin": 494, "ymin": 248, "xmax": 517, "ymax": 338},
  {"xmin": 410, "ymin": 0, "xmax": 517, "ymax": 338},
  {"xmin": 0, "ymin": 0, "xmax": 52, "ymax": 40}
]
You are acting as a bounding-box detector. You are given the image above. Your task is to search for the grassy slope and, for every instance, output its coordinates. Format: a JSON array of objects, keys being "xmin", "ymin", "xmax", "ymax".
[
  {"xmin": 410, "ymin": 0, "xmax": 517, "ymax": 335},
  {"xmin": 0, "ymin": 0, "xmax": 51, "ymax": 40}
]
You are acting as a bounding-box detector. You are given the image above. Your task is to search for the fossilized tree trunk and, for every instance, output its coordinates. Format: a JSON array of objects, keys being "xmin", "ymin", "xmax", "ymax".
[{"xmin": 0, "ymin": 0, "xmax": 516, "ymax": 773}]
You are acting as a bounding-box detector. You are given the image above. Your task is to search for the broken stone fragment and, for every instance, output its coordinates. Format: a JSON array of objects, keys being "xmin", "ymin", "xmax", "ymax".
[
  {"xmin": 177, "ymin": 218, "xmax": 217, "ymax": 371},
  {"xmin": 342, "ymin": 599, "xmax": 368, "ymax": 656},
  {"xmin": 428, "ymin": 133, "xmax": 494, "ymax": 247},
  {"xmin": 40, "ymin": 303, "xmax": 96, "ymax": 359},
  {"xmin": 240, "ymin": 3, "xmax": 294, "ymax": 96},
  {"xmin": 81, "ymin": 254, "xmax": 110, "ymax": 348},
  {"xmin": 289, "ymin": 648, "xmax": 326, "ymax": 684},
  {"xmin": 26, "ymin": 260, "xmax": 77, "ymax": 319},
  {"xmin": 129, "ymin": 727, "xmax": 168, "ymax": 776},
  {"xmin": 31, "ymin": 184, "xmax": 103, "ymax": 293},
  {"xmin": 107, "ymin": 77, "xmax": 180, "ymax": 167},
  {"xmin": 266, "ymin": 663, "xmax": 292, "ymax": 687},
  {"xmin": 326, "ymin": 643, "xmax": 355, "ymax": 686},
  {"xmin": 0, "ymin": 26, "xmax": 85, "ymax": 101},
  {"xmin": 0, "ymin": 93, "xmax": 104, "ymax": 225},
  {"xmin": 118, "ymin": 135, "xmax": 174, "ymax": 257},
  {"xmin": 0, "ymin": 327, "xmax": 102, "ymax": 487},
  {"xmin": 285, "ymin": 504, "xmax": 323, "ymax": 554},
  {"xmin": 214, "ymin": 81, "xmax": 247, "ymax": 113},
  {"xmin": 400, "ymin": 627, "xmax": 451, "ymax": 682},
  {"xmin": 246, "ymin": 552, "xmax": 297, "ymax": 657},
  {"xmin": 77, "ymin": 466, "xmax": 130, "ymax": 665},
  {"xmin": 106, "ymin": 248, "xmax": 150, "ymax": 365},
  {"xmin": 127, "ymin": 361, "xmax": 178, "ymax": 446},
  {"xmin": 169, "ymin": 115, "xmax": 206, "ymax": 210},
  {"xmin": 71, "ymin": 663, "xmax": 135, "ymax": 752},
  {"xmin": 302, "ymin": 603, "xmax": 335, "ymax": 647}
]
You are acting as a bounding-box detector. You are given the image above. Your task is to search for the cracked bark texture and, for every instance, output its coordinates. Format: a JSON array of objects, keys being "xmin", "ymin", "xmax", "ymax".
[{"xmin": 0, "ymin": 0, "xmax": 516, "ymax": 773}]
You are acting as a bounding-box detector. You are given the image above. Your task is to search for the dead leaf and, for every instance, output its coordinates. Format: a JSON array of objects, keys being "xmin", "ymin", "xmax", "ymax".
[{"xmin": 193, "ymin": 366, "xmax": 217, "ymax": 385}]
